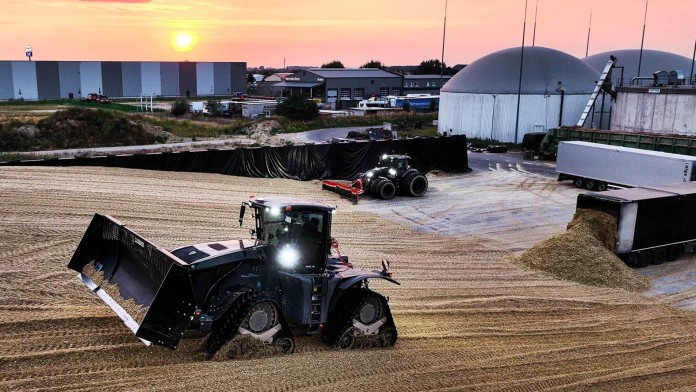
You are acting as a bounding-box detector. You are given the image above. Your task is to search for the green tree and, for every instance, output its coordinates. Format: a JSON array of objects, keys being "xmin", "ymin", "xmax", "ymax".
[
  {"xmin": 247, "ymin": 74, "xmax": 256, "ymax": 84},
  {"xmin": 171, "ymin": 98, "xmax": 189, "ymax": 116},
  {"xmin": 429, "ymin": 99, "xmax": 437, "ymax": 112},
  {"xmin": 413, "ymin": 59, "xmax": 454, "ymax": 75},
  {"xmin": 275, "ymin": 94, "xmax": 319, "ymax": 120},
  {"xmin": 321, "ymin": 60, "xmax": 345, "ymax": 69},
  {"xmin": 205, "ymin": 99, "xmax": 221, "ymax": 116},
  {"xmin": 402, "ymin": 101, "xmax": 411, "ymax": 112},
  {"xmin": 360, "ymin": 60, "xmax": 384, "ymax": 69}
]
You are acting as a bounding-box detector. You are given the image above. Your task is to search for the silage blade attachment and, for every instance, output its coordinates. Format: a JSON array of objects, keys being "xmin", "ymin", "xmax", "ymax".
[
  {"xmin": 321, "ymin": 179, "xmax": 364, "ymax": 204},
  {"xmin": 68, "ymin": 214, "xmax": 196, "ymax": 349}
]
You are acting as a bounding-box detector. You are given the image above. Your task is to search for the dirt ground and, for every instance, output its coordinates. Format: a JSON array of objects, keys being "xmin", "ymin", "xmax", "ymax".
[{"xmin": 2, "ymin": 166, "xmax": 696, "ymax": 391}]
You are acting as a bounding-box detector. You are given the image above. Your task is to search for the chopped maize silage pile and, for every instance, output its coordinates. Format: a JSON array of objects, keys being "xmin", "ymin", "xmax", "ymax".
[{"xmin": 518, "ymin": 209, "xmax": 651, "ymax": 292}]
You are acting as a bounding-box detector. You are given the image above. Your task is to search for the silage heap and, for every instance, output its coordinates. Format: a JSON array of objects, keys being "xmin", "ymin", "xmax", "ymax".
[{"xmin": 518, "ymin": 209, "xmax": 651, "ymax": 292}]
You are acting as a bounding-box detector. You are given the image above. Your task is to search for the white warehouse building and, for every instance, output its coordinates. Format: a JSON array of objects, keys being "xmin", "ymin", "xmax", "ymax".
[{"xmin": 438, "ymin": 46, "xmax": 600, "ymax": 142}]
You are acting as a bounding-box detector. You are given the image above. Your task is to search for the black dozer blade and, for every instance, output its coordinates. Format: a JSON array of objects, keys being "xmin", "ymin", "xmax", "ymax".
[{"xmin": 68, "ymin": 214, "xmax": 196, "ymax": 349}]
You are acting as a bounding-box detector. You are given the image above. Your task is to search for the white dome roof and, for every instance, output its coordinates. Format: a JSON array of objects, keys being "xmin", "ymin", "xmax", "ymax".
[
  {"xmin": 583, "ymin": 49, "xmax": 693, "ymax": 79},
  {"xmin": 442, "ymin": 46, "xmax": 600, "ymax": 95}
]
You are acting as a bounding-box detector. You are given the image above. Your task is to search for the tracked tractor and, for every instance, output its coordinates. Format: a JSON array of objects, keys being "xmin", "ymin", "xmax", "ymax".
[
  {"xmin": 68, "ymin": 196, "xmax": 399, "ymax": 358},
  {"xmin": 322, "ymin": 154, "xmax": 428, "ymax": 202}
]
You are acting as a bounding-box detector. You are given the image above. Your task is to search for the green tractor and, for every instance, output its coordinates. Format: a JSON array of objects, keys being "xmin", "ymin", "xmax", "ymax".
[{"xmin": 359, "ymin": 154, "xmax": 429, "ymax": 200}]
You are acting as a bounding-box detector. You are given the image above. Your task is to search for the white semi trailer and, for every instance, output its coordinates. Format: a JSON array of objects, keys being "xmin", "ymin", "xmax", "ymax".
[{"xmin": 557, "ymin": 141, "xmax": 696, "ymax": 191}]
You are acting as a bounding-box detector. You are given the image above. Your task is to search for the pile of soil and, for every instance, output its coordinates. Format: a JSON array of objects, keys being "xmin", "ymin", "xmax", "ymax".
[{"xmin": 517, "ymin": 209, "xmax": 651, "ymax": 292}]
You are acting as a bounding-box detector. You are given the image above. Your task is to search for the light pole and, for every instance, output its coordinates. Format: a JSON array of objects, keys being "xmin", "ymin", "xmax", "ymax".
[{"xmin": 490, "ymin": 94, "xmax": 497, "ymax": 139}]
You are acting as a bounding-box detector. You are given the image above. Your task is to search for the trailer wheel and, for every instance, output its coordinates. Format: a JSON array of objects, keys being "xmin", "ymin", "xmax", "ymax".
[
  {"xmin": 376, "ymin": 179, "xmax": 396, "ymax": 200},
  {"xmin": 573, "ymin": 178, "xmax": 585, "ymax": 188},
  {"xmin": 585, "ymin": 180, "xmax": 597, "ymax": 191},
  {"xmin": 596, "ymin": 182, "xmax": 608, "ymax": 192},
  {"xmin": 636, "ymin": 251, "xmax": 651, "ymax": 268},
  {"xmin": 652, "ymin": 248, "xmax": 667, "ymax": 265},
  {"xmin": 667, "ymin": 245, "xmax": 682, "ymax": 262}
]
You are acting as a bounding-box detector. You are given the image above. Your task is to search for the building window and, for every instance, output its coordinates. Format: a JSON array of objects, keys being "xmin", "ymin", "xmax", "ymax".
[
  {"xmin": 415, "ymin": 82, "xmax": 420, "ymax": 88},
  {"xmin": 340, "ymin": 88, "xmax": 351, "ymax": 99},
  {"xmin": 391, "ymin": 88, "xmax": 401, "ymax": 96},
  {"xmin": 379, "ymin": 87, "xmax": 389, "ymax": 96},
  {"xmin": 354, "ymin": 88, "xmax": 365, "ymax": 100}
]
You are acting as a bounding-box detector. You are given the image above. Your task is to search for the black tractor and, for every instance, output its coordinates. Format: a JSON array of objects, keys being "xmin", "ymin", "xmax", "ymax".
[
  {"xmin": 67, "ymin": 196, "xmax": 399, "ymax": 358},
  {"xmin": 359, "ymin": 154, "xmax": 428, "ymax": 200}
]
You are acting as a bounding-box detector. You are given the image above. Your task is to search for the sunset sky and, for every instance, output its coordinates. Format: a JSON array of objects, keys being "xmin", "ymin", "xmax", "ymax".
[{"xmin": 2, "ymin": 0, "xmax": 695, "ymax": 68}]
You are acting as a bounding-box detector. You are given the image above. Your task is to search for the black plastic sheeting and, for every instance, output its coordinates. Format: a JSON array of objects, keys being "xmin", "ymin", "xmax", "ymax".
[{"xmin": 0, "ymin": 136, "xmax": 469, "ymax": 180}]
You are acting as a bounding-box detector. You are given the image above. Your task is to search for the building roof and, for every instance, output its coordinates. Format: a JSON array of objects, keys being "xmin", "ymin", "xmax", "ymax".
[
  {"xmin": 404, "ymin": 75, "xmax": 452, "ymax": 79},
  {"xmin": 441, "ymin": 46, "xmax": 599, "ymax": 95},
  {"xmin": 583, "ymin": 49, "xmax": 693, "ymax": 79},
  {"xmin": 272, "ymin": 81, "xmax": 323, "ymax": 88},
  {"xmin": 307, "ymin": 68, "xmax": 401, "ymax": 78},
  {"xmin": 263, "ymin": 72, "xmax": 293, "ymax": 82}
]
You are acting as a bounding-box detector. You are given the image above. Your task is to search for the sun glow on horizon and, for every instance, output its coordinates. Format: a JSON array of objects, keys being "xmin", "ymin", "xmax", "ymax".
[{"xmin": 171, "ymin": 31, "xmax": 198, "ymax": 52}]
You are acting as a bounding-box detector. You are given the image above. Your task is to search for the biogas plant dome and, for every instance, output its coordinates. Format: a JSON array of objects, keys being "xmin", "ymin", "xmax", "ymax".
[
  {"xmin": 442, "ymin": 46, "xmax": 599, "ymax": 95},
  {"xmin": 583, "ymin": 49, "xmax": 693, "ymax": 79},
  {"xmin": 438, "ymin": 47, "xmax": 600, "ymax": 142}
]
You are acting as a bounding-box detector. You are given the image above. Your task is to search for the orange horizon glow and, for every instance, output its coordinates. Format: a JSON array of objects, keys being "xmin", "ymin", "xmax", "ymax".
[{"xmin": 1, "ymin": 0, "xmax": 694, "ymax": 68}]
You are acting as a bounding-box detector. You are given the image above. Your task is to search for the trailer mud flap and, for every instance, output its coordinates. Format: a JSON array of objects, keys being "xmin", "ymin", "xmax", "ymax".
[{"xmin": 68, "ymin": 214, "xmax": 196, "ymax": 349}]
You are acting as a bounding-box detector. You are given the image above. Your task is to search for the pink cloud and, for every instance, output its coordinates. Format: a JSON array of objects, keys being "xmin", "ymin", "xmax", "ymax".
[{"xmin": 79, "ymin": 0, "xmax": 151, "ymax": 3}]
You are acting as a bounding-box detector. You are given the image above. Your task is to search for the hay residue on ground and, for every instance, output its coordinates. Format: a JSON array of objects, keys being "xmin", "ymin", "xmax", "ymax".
[{"xmin": 517, "ymin": 209, "xmax": 651, "ymax": 292}]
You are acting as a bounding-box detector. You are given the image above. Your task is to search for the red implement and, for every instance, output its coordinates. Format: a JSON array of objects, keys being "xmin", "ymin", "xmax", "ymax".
[{"xmin": 321, "ymin": 178, "xmax": 364, "ymax": 204}]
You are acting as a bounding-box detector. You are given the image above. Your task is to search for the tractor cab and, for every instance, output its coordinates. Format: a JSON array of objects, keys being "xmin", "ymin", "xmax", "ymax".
[
  {"xmin": 241, "ymin": 196, "xmax": 335, "ymax": 274},
  {"xmin": 377, "ymin": 154, "xmax": 411, "ymax": 175}
]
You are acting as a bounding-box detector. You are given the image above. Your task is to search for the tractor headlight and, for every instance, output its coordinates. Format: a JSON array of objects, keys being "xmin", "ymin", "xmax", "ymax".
[
  {"xmin": 388, "ymin": 168, "xmax": 397, "ymax": 176},
  {"xmin": 269, "ymin": 207, "xmax": 281, "ymax": 216},
  {"xmin": 278, "ymin": 246, "xmax": 299, "ymax": 268},
  {"xmin": 382, "ymin": 154, "xmax": 388, "ymax": 160},
  {"xmin": 366, "ymin": 172, "xmax": 374, "ymax": 178}
]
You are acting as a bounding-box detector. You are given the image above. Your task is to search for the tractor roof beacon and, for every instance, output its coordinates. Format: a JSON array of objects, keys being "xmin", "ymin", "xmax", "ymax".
[
  {"xmin": 68, "ymin": 196, "xmax": 399, "ymax": 358},
  {"xmin": 359, "ymin": 154, "xmax": 429, "ymax": 200}
]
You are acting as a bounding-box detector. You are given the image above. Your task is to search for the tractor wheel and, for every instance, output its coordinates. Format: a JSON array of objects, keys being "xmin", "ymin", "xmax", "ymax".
[
  {"xmin": 369, "ymin": 178, "xmax": 383, "ymax": 195},
  {"xmin": 403, "ymin": 172, "xmax": 428, "ymax": 197},
  {"xmin": 376, "ymin": 179, "xmax": 396, "ymax": 200},
  {"xmin": 596, "ymin": 182, "xmax": 608, "ymax": 192},
  {"xmin": 585, "ymin": 180, "xmax": 597, "ymax": 191},
  {"xmin": 323, "ymin": 289, "xmax": 397, "ymax": 349},
  {"xmin": 573, "ymin": 178, "xmax": 584, "ymax": 188},
  {"xmin": 205, "ymin": 291, "xmax": 253, "ymax": 357}
]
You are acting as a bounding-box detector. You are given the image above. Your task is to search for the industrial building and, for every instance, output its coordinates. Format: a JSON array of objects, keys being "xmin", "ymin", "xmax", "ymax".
[
  {"xmin": 438, "ymin": 46, "xmax": 600, "ymax": 142},
  {"xmin": 581, "ymin": 49, "xmax": 694, "ymax": 129},
  {"xmin": 0, "ymin": 61, "xmax": 247, "ymax": 100},
  {"xmin": 270, "ymin": 68, "xmax": 403, "ymax": 109},
  {"xmin": 403, "ymin": 75, "xmax": 451, "ymax": 95}
]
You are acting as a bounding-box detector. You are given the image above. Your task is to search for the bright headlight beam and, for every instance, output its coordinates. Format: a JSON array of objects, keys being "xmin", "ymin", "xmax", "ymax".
[
  {"xmin": 388, "ymin": 168, "xmax": 397, "ymax": 175},
  {"xmin": 278, "ymin": 246, "xmax": 299, "ymax": 268},
  {"xmin": 269, "ymin": 207, "xmax": 281, "ymax": 216}
]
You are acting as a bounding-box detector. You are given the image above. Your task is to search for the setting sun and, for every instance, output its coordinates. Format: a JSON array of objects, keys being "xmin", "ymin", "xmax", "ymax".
[{"xmin": 171, "ymin": 31, "xmax": 197, "ymax": 52}]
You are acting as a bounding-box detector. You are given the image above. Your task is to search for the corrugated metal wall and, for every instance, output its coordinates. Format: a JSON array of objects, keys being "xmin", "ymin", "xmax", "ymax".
[
  {"xmin": 1, "ymin": 61, "xmax": 246, "ymax": 100},
  {"xmin": 141, "ymin": 62, "xmax": 162, "ymax": 96},
  {"xmin": 0, "ymin": 62, "xmax": 14, "ymax": 99},
  {"xmin": 196, "ymin": 62, "xmax": 214, "ymax": 96},
  {"xmin": 12, "ymin": 62, "xmax": 38, "ymax": 100},
  {"xmin": 79, "ymin": 62, "xmax": 103, "ymax": 96},
  {"xmin": 160, "ymin": 62, "xmax": 179, "ymax": 96},
  {"xmin": 36, "ymin": 61, "xmax": 60, "ymax": 100},
  {"xmin": 213, "ymin": 62, "xmax": 231, "ymax": 95},
  {"xmin": 121, "ymin": 62, "xmax": 142, "ymax": 97},
  {"xmin": 58, "ymin": 61, "xmax": 80, "ymax": 99},
  {"xmin": 102, "ymin": 62, "xmax": 123, "ymax": 98},
  {"xmin": 612, "ymin": 91, "xmax": 696, "ymax": 135},
  {"xmin": 178, "ymin": 62, "xmax": 197, "ymax": 97},
  {"xmin": 438, "ymin": 92, "xmax": 590, "ymax": 142}
]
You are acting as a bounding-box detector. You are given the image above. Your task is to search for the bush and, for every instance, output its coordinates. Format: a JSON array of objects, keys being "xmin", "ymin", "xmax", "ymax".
[
  {"xmin": 171, "ymin": 99, "xmax": 189, "ymax": 116},
  {"xmin": 205, "ymin": 99, "xmax": 221, "ymax": 116},
  {"xmin": 275, "ymin": 95, "xmax": 319, "ymax": 121}
]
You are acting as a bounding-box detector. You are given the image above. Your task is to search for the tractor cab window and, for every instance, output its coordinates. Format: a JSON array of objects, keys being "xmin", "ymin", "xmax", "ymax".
[
  {"xmin": 394, "ymin": 159, "xmax": 408, "ymax": 170},
  {"xmin": 260, "ymin": 208, "xmax": 327, "ymax": 273}
]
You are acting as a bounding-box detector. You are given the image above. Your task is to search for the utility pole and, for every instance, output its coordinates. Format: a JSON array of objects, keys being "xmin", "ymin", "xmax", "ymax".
[
  {"xmin": 637, "ymin": 0, "xmax": 648, "ymax": 77},
  {"xmin": 440, "ymin": 0, "xmax": 448, "ymax": 85},
  {"xmin": 532, "ymin": 0, "xmax": 538, "ymax": 46},
  {"xmin": 514, "ymin": 0, "xmax": 528, "ymax": 144},
  {"xmin": 585, "ymin": 8, "xmax": 592, "ymax": 57}
]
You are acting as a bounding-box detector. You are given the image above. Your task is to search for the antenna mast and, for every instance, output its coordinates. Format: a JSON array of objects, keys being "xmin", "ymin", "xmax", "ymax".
[
  {"xmin": 585, "ymin": 8, "xmax": 592, "ymax": 57},
  {"xmin": 440, "ymin": 0, "xmax": 448, "ymax": 84},
  {"xmin": 637, "ymin": 0, "xmax": 648, "ymax": 77},
  {"xmin": 514, "ymin": 0, "xmax": 528, "ymax": 144}
]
